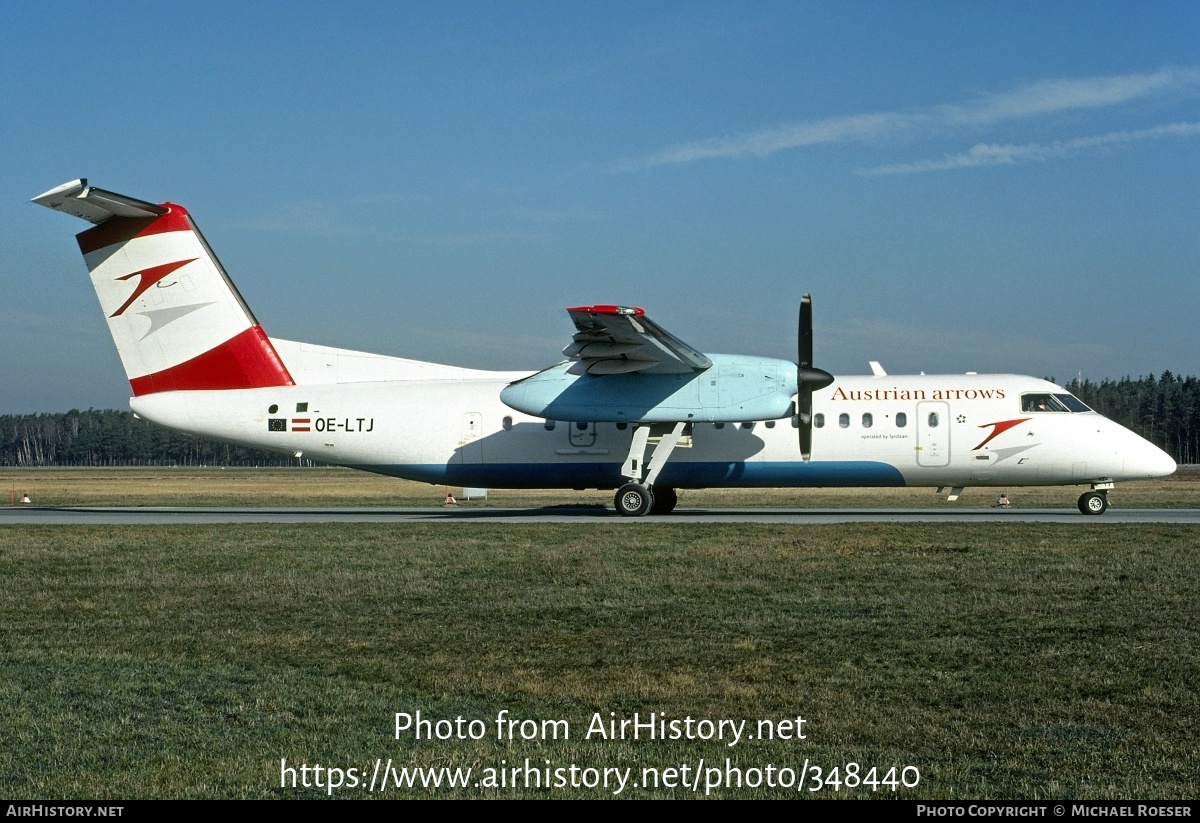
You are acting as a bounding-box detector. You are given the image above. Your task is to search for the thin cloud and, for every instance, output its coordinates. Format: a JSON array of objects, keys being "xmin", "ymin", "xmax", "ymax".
[
  {"xmin": 612, "ymin": 112, "xmax": 914, "ymax": 172},
  {"xmin": 614, "ymin": 67, "xmax": 1200, "ymax": 172},
  {"xmin": 941, "ymin": 67, "xmax": 1200, "ymax": 125},
  {"xmin": 856, "ymin": 121, "xmax": 1200, "ymax": 175}
]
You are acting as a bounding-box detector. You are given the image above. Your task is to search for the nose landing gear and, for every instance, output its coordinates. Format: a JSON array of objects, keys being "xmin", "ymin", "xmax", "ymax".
[{"xmin": 1078, "ymin": 490, "xmax": 1109, "ymax": 515}]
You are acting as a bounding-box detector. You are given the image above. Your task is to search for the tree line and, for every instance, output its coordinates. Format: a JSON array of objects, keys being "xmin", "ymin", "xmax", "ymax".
[
  {"xmin": 2, "ymin": 372, "xmax": 1196, "ymax": 467},
  {"xmin": 0, "ymin": 409, "xmax": 309, "ymax": 467}
]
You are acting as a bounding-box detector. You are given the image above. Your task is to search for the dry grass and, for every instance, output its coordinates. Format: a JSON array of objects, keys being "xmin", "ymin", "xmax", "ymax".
[
  {"xmin": 1, "ymin": 522, "xmax": 1197, "ymax": 799},
  {"xmin": 1, "ymin": 464, "xmax": 1195, "ymax": 798}
]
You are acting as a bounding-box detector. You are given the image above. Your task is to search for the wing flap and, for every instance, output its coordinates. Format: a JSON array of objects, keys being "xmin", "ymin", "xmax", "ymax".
[
  {"xmin": 564, "ymin": 305, "xmax": 712, "ymax": 376},
  {"xmin": 567, "ymin": 357, "xmax": 656, "ymax": 376}
]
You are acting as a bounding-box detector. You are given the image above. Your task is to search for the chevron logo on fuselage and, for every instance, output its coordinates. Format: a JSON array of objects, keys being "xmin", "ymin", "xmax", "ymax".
[{"xmin": 973, "ymin": 417, "xmax": 1032, "ymax": 450}]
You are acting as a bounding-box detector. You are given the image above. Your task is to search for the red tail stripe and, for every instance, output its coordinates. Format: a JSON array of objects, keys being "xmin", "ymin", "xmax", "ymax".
[
  {"xmin": 77, "ymin": 203, "xmax": 192, "ymax": 255},
  {"xmin": 128, "ymin": 325, "xmax": 295, "ymax": 396}
]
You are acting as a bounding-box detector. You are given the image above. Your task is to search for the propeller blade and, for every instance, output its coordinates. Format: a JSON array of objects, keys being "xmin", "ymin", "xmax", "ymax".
[
  {"xmin": 799, "ymin": 295, "xmax": 813, "ymax": 370},
  {"xmin": 798, "ymin": 382, "xmax": 814, "ymax": 461},
  {"xmin": 796, "ymin": 293, "xmax": 833, "ymax": 462}
]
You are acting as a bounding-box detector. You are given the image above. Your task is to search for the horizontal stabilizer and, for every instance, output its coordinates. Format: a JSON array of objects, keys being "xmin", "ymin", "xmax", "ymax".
[{"xmin": 32, "ymin": 179, "xmax": 168, "ymax": 224}]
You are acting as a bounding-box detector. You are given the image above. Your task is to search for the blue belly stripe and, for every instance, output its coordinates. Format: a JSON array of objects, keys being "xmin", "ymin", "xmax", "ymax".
[{"xmin": 346, "ymin": 461, "xmax": 906, "ymax": 489}]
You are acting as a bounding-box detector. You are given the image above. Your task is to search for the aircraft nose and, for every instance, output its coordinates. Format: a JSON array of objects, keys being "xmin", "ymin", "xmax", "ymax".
[{"xmin": 1132, "ymin": 440, "xmax": 1177, "ymax": 479}]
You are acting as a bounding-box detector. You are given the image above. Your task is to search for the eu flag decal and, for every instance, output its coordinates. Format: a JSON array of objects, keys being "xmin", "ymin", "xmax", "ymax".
[{"xmin": 268, "ymin": 418, "xmax": 287, "ymax": 432}]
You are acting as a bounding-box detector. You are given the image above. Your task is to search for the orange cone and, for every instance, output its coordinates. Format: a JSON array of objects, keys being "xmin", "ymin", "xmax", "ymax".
[{"xmin": 444, "ymin": 491, "xmax": 457, "ymax": 506}]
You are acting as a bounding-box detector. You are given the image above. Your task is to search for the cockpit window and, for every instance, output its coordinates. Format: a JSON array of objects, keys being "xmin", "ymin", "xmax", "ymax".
[
  {"xmin": 1055, "ymin": 394, "xmax": 1092, "ymax": 412},
  {"xmin": 1021, "ymin": 393, "xmax": 1091, "ymax": 413},
  {"xmin": 1022, "ymin": 394, "xmax": 1066, "ymax": 412}
]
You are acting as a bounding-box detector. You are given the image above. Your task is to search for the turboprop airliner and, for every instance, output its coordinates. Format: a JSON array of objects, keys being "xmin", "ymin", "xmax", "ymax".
[{"xmin": 33, "ymin": 179, "xmax": 1176, "ymax": 516}]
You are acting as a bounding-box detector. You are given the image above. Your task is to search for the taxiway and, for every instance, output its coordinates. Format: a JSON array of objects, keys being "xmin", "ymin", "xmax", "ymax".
[{"xmin": 3, "ymin": 507, "xmax": 1198, "ymax": 525}]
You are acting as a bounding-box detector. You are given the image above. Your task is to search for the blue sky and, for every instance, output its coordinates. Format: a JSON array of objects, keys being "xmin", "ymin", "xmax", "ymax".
[{"xmin": 4, "ymin": 2, "xmax": 1199, "ymax": 412}]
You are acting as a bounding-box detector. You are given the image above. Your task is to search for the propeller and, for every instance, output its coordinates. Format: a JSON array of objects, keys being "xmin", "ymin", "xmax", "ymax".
[{"xmin": 797, "ymin": 293, "xmax": 834, "ymax": 462}]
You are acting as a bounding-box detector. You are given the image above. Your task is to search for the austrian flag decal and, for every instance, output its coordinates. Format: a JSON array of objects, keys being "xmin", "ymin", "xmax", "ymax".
[{"xmin": 291, "ymin": 418, "xmax": 311, "ymax": 432}]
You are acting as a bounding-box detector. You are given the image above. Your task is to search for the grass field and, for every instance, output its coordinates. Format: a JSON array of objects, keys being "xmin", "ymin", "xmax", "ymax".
[
  {"xmin": 3, "ymin": 466, "xmax": 1200, "ymax": 509},
  {"xmin": 1, "ymin": 470, "xmax": 1197, "ymax": 799}
]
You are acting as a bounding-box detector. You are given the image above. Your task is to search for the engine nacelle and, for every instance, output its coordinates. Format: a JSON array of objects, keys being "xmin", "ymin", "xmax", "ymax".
[{"xmin": 500, "ymin": 354, "xmax": 797, "ymax": 423}]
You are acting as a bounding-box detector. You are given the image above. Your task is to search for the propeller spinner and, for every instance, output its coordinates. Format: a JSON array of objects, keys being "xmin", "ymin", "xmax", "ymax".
[{"xmin": 797, "ymin": 293, "xmax": 834, "ymax": 461}]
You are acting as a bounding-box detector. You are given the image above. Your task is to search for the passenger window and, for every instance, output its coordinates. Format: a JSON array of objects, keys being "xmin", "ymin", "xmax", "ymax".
[
  {"xmin": 814, "ymin": 413, "xmax": 824, "ymax": 428},
  {"xmin": 502, "ymin": 416, "xmax": 513, "ymax": 431},
  {"xmin": 839, "ymin": 413, "xmax": 850, "ymax": 428},
  {"xmin": 928, "ymin": 412, "xmax": 939, "ymax": 428},
  {"xmin": 544, "ymin": 420, "xmax": 556, "ymax": 431},
  {"xmin": 714, "ymin": 422, "xmax": 725, "ymax": 430},
  {"xmin": 896, "ymin": 412, "xmax": 907, "ymax": 428},
  {"xmin": 765, "ymin": 420, "xmax": 775, "ymax": 429},
  {"xmin": 862, "ymin": 413, "xmax": 873, "ymax": 428}
]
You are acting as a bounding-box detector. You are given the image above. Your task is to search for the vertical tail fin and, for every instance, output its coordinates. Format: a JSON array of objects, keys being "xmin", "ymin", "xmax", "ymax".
[{"xmin": 33, "ymin": 180, "xmax": 294, "ymax": 395}]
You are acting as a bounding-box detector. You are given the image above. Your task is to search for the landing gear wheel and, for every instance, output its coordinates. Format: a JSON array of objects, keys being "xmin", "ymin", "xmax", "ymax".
[
  {"xmin": 615, "ymin": 483, "xmax": 654, "ymax": 517},
  {"xmin": 649, "ymin": 486, "xmax": 677, "ymax": 515},
  {"xmin": 1078, "ymin": 491, "xmax": 1108, "ymax": 515}
]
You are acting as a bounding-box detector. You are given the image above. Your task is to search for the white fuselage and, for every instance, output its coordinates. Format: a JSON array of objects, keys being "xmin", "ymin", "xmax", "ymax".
[{"xmin": 130, "ymin": 349, "xmax": 1176, "ymax": 491}]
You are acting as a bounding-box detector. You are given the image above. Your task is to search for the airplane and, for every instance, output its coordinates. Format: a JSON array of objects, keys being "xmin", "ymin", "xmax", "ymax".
[{"xmin": 33, "ymin": 179, "xmax": 1177, "ymax": 516}]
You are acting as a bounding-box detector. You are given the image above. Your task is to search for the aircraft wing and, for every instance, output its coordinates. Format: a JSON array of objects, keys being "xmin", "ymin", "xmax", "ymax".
[{"xmin": 562, "ymin": 305, "xmax": 713, "ymax": 376}]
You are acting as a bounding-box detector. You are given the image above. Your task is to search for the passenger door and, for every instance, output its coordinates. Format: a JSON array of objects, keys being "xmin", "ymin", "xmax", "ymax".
[{"xmin": 916, "ymin": 401, "xmax": 950, "ymax": 467}]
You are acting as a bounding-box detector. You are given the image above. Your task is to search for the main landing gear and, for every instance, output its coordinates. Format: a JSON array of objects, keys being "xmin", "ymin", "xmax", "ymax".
[
  {"xmin": 649, "ymin": 485, "xmax": 677, "ymax": 514},
  {"xmin": 613, "ymin": 483, "xmax": 679, "ymax": 516},
  {"xmin": 613, "ymin": 422, "xmax": 685, "ymax": 517},
  {"xmin": 615, "ymin": 483, "xmax": 653, "ymax": 516}
]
